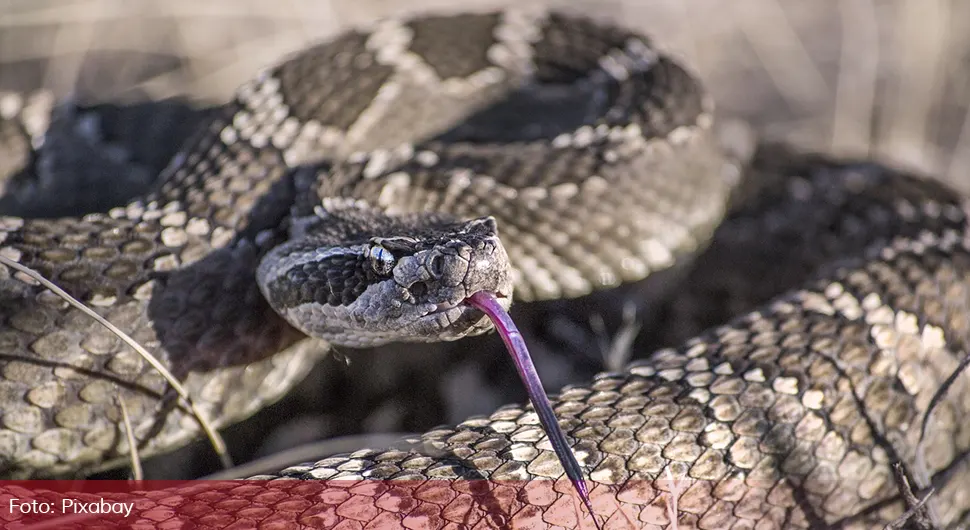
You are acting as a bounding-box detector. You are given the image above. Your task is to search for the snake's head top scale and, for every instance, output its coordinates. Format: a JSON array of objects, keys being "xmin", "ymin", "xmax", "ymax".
[{"xmin": 256, "ymin": 204, "xmax": 513, "ymax": 348}]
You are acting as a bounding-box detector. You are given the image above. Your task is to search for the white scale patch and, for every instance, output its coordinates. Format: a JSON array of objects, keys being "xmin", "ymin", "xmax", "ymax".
[
  {"xmin": 743, "ymin": 368, "xmax": 766, "ymax": 383},
  {"xmin": 488, "ymin": 9, "xmax": 544, "ymax": 76},
  {"xmin": 0, "ymin": 246, "xmax": 23, "ymax": 267},
  {"xmin": 598, "ymin": 38, "xmax": 659, "ymax": 82},
  {"xmin": 132, "ymin": 281, "xmax": 155, "ymax": 300},
  {"xmin": 211, "ymin": 226, "xmax": 234, "ymax": 249},
  {"xmin": 318, "ymin": 197, "xmax": 372, "ymax": 213},
  {"xmin": 714, "ymin": 362, "xmax": 735, "ymax": 376},
  {"xmin": 343, "ymin": 21, "xmax": 431, "ymax": 151},
  {"xmin": 122, "ymin": 201, "xmax": 147, "ymax": 221},
  {"xmin": 160, "ymin": 211, "xmax": 187, "ymax": 228},
  {"xmin": 185, "ymin": 218, "xmax": 212, "ymax": 237},
  {"xmin": 87, "ymin": 294, "xmax": 118, "ymax": 307},
  {"xmin": 821, "ymin": 271, "xmax": 954, "ymax": 399},
  {"xmin": 219, "ymin": 124, "xmax": 238, "ymax": 145},
  {"xmin": 800, "ymin": 291, "xmax": 836, "ymax": 316},
  {"xmin": 347, "ymin": 11, "xmax": 546, "ymax": 155},
  {"xmin": 0, "ymin": 92, "xmax": 22, "ymax": 119},
  {"xmin": 414, "ymin": 150, "xmax": 439, "ymax": 167},
  {"xmin": 688, "ymin": 388, "xmax": 711, "ymax": 404},
  {"xmin": 160, "ymin": 227, "xmax": 189, "ymax": 248},
  {"xmin": 235, "ymin": 70, "xmax": 351, "ymax": 167},
  {"xmin": 801, "ymin": 389, "xmax": 825, "ymax": 410},
  {"xmin": 772, "ymin": 377, "xmax": 800, "ymax": 395},
  {"xmin": 153, "ymin": 254, "xmax": 180, "ymax": 272},
  {"xmin": 638, "ymin": 239, "xmax": 675, "ymax": 270}
]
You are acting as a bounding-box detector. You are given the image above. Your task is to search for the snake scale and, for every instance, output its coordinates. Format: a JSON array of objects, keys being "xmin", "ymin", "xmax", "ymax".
[{"xmin": 1, "ymin": 7, "xmax": 969, "ymax": 529}]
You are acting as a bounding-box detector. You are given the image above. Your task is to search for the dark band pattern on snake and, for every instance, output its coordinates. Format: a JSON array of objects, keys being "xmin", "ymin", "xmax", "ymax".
[{"xmin": 0, "ymin": 8, "xmax": 968, "ymax": 528}]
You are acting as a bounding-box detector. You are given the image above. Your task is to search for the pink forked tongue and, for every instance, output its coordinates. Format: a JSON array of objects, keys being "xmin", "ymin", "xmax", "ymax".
[{"xmin": 466, "ymin": 291, "xmax": 600, "ymax": 527}]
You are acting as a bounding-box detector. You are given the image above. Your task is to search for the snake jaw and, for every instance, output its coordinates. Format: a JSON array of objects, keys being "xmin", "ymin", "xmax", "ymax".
[
  {"xmin": 464, "ymin": 290, "xmax": 511, "ymax": 311},
  {"xmin": 415, "ymin": 288, "xmax": 512, "ymax": 335},
  {"xmin": 436, "ymin": 289, "xmax": 511, "ymax": 314},
  {"xmin": 433, "ymin": 300, "xmax": 462, "ymax": 313},
  {"xmin": 422, "ymin": 290, "xmax": 512, "ymax": 323}
]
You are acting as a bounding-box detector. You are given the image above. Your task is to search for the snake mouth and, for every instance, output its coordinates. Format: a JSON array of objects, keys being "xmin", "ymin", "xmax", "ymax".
[
  {"xmin": 462, "ymin": 291, "xmax": 511, "ymax": 308},
  {"xmin": 433, "ymin": 300, "xmax": 464, "ymax": 313},
  {"xmin": 417, "ymin": 292, "xmax": 512, "ymax": 337},
  {"xmin": 428, "ymin": 291, "xmax": 511, "ymax": 315},
  {"xmin": 461, "ymin": 291, "xmax": 512, "ymax": 318}
]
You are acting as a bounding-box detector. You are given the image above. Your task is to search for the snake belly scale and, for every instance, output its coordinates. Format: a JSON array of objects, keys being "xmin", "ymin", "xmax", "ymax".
[{"xmin": 0, "ymin": 8, "xmax": 968, "ymax": 529}]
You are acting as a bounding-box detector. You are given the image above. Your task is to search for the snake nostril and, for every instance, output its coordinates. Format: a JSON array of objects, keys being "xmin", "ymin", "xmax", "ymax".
[
  {"xmin": 410, "ymin": 282, "xmax": 429, "ymax": 300},
  {"xmin": 428, "ymin": 254, "xmax": 444, "ymax": 279}
]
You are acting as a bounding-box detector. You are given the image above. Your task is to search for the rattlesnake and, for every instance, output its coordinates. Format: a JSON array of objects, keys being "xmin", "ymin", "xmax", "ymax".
[{"xmin": 0, "ymin": 8, "xmax": 968, "ymax": 529}]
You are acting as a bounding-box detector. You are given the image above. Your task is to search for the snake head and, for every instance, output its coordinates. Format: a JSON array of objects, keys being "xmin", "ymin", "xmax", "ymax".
[{"xmin": 256, "ymin": 205, "xmax": 514, "ymax": 348}]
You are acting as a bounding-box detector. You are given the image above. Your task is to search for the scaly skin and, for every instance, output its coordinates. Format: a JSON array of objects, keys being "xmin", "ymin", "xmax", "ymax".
[
  {"xmin": 0, "ymin": 11, "xmax": 729, "ymax": 478},
  {"xmin": 0, "ymin": 9, "xmax": 966, "ymax": 529},
  {"xmin": 2, "ymin": 151, "xmax": 968, "ymax": 529}
]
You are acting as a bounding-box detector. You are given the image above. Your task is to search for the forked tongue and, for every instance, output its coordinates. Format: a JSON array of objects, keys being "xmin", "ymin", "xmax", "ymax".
[{"xmin": 466, "ymin": 291, "xmax": 599, "ymax": 527}]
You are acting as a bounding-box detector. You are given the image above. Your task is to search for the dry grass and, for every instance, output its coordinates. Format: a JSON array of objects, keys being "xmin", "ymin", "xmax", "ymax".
[{"xmin": 0, "ymin": 254, "xmax": 232, "ymax": 472}]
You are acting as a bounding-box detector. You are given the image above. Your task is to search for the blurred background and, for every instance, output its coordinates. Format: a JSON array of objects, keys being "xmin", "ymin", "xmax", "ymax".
[{"xmin": 1, "ymin": 0, "xmax": 968, "ymax": 478}]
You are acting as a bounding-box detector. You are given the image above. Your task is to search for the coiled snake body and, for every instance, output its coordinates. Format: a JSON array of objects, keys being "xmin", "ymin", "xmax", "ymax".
[{"xmin": 0, "ymin": 9, "xmax": 969, "ymax": 529}]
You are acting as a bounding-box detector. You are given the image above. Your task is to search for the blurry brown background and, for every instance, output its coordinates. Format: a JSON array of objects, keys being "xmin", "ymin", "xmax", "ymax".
[
  {"xmin": 3, "ymin": 0, "xmax": 968, "ymax": 191},
  {"xmin": 1, "ymin": 0, "xmax": 968, "ymax": 478}
]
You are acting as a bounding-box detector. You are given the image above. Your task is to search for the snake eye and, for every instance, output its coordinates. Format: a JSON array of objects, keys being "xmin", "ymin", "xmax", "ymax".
[{"xmin": 368, "ymin": 245, "xmax": 396, "ymax": 275}]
